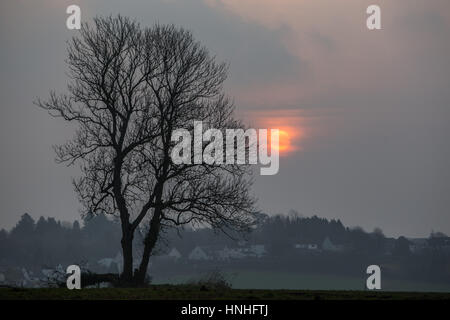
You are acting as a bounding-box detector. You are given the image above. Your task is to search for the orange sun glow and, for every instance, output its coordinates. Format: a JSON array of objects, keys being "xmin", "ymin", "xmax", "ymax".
[{"xmin": 242, "ymin": 109, "xmax": 306, "ymax": 156}]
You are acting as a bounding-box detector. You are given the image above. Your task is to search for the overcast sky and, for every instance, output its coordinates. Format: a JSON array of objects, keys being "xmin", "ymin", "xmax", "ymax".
[{"xmin": 1, "ymin": 0, "xmax": 449, "ymax": 237}]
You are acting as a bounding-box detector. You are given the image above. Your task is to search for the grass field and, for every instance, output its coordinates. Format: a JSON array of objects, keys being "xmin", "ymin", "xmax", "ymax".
[
  {"xmin": 1, "ymin": 285, "xmax": 450, "ymax": 300},
  {"xmin": 153, "ymin": 270, "xmax": 450, "ymax": 292}
]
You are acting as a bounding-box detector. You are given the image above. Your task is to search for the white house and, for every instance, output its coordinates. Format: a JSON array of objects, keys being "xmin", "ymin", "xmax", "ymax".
[
  {"xmin": 167, "ymin": 248, "xmax": 182, "ymax": 260},
  {"xmin": 294, "ymin": 243, "xmax": 319, "ymax": 250},
  {"xmin": 188, "ymin": 246, "xmax": 210, "ymax": 260},
  {"xmin": 248, "ymin": 244, "xmax": 267, "ymax": 257},
  {"xmin": 322, "ymin": 237, "xmax": 344, "ymax": 252},
  {"xmin": 218, "ymin": 246, "xmax": 246, "ymax": 260}
]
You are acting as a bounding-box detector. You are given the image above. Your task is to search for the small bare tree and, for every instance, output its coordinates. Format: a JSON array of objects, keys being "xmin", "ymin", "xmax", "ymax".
[{"xmin": 36, "ymin": 16, "xmax": 255, "ymax": 285}]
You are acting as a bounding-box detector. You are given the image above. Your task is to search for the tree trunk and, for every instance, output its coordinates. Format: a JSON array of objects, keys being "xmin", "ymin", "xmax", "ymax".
[
  {"xmin": 120, "ymin": 232, "xmax": 134, "ymax": 284},
  {"xmin": 134, "ymin": 157, "xmax": 169, "ymax": 285},
  {"xmin": 134, "ymin": 208, "xmax": 162, "ymax": 284}
]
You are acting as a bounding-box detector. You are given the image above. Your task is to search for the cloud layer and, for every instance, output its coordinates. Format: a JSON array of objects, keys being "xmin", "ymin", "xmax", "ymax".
[{"xmin": 0, "ymin": 0, "xmax": 449, "ymax": 236}]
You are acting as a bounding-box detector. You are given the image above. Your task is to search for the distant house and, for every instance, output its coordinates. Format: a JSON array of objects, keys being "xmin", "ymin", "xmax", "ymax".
[
  {"xmin": 188, "ymin": 246, "xmax": 210, "ymax": 261},
  {"xmin": 248, "ymin": 244, "xmax": 267, "ymax": 257},
  {"xmin": 294, "ymin": 243, "xmax": 319, "ymax": 250},
  {"xmin": 167, "ymin": 248, "xmax": 182, "ymax": 260},
  {"xmin": 187, "ymin": 244, "xmax": 267, "ymax": 261},
  {"xmin": 218, "ymin": 244, "xmax": 267, "ymax": 260},
  {"xmin": 322, "ymin": 237, "xmax": 344, "ymax": 252},
  {"xmin": 217, "ymin": 246, "xmax": 246, "ymax": 260},
  {"xmin": 153, "ymin": 247, "xmax": 183, "ymax": 263},
  {"xmin": 187, "ymin": 244, "xmax": 264, "ymax": 261}
]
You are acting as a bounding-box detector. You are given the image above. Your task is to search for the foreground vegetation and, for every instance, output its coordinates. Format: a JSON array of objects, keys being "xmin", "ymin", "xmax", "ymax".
[{"xmin": 1, "ymin": 285, "xmax": 450, "ymax": 300}]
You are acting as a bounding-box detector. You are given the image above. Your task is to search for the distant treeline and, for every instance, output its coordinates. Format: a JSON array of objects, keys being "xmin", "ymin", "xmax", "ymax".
[
  {"xmin": 0, "ymin": 213, "xmax": 121, "ymax": 268},
  {"xmin": 1, "ymin": 212, "xmax": 449, "ymax": 286},
  {"xmin": 0, "ymin": 212, "xmax": 420, "ymax": 269},
  {"xmin": 167, "ymin": 213, "xmax": 393, "ymax": 256}
]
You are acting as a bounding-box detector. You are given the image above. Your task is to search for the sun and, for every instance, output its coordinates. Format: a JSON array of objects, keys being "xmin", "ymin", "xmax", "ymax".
[
  {"xmin": 264, "ymin": 127, "xmax": 300, "ymax": 156},
  {"xmin": 271, "ymin": 129, "xmax": 291, "ymax": 152},
  {"xmin": 241, "ymin": 109, "xmax": 306, "ymax": 156}
]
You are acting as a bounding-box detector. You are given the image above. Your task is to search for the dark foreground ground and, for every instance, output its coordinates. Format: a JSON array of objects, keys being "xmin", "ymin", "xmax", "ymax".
[{"xmin": 1, "ymin": 285, "xmax": 450, "ymax": 300}]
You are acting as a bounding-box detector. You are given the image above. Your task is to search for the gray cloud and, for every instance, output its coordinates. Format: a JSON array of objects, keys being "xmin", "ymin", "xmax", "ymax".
[{"xmin": 0, "ymin": 0, "xmax": 449, "ymax": 237}]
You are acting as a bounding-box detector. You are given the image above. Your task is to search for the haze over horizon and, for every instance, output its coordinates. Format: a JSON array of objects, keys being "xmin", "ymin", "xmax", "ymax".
[{"xmin": 1, "ymin": 0, "xmax": 449, "ymax": 237}]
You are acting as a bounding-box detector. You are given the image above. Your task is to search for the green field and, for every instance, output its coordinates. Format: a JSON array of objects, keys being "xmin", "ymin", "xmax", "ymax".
[
  {"xmin": 2, "ymin": 270, "xmax": 449, "ymax": 300},
  {"xmin": 1, "ymin": 285, "xmax": 450, "ymax": 300},
  {"xmin": 153, "ymin": 270, "xmax": 450, "ymax": 292}
]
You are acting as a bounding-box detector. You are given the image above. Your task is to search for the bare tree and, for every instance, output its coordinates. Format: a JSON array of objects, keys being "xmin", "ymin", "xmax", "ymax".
[{"xmin": 36, "ymin": 16, "xmax": 255, "ymax": 285}]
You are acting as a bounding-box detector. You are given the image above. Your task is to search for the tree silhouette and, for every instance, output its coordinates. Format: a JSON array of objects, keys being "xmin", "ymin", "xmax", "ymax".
[{"xmin": 36, "ymin": 16, "xmax": 255, "ymax": 285}]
